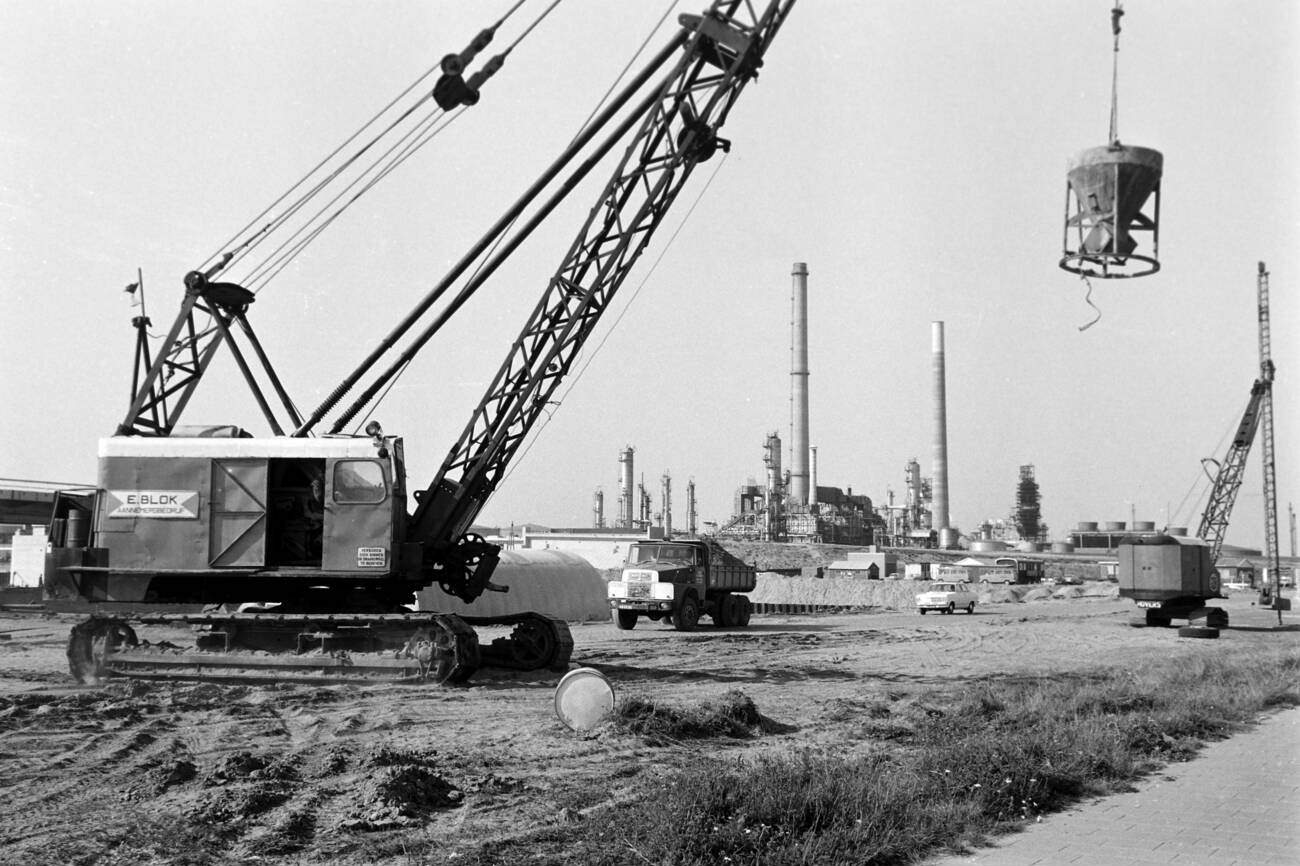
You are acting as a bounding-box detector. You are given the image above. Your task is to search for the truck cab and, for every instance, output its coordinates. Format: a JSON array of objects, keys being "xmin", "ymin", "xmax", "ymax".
[{"xmin": 606, "ymin": 538, "xmax": 755, "ymax": 632}]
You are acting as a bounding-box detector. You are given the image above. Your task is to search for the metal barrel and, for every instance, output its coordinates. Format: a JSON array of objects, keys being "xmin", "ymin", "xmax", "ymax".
[{"xmin": 65, "ymin": 510, "xmax": 89, "ymax": 548}]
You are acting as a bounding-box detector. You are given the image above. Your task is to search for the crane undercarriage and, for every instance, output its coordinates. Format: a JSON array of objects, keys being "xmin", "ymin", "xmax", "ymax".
[{"xmin": 68, "ymin": 610, "xmax": 572, "ymax": 686}]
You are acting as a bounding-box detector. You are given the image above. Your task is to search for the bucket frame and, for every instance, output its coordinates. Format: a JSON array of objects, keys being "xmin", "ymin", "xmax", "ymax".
[{"xmin": 1060, "ymin": 147, "xmax": 1162, "ymax": 279}]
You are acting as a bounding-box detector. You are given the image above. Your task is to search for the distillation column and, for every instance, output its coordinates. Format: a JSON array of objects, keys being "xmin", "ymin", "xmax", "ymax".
[
  {"xmin": 686, "ymin": 479, "xmax": 697, "ymax": 536},
  {"xmin": 617, "ymin": 446, "xmax": 634, "ymax": 528},
  {"xmin": 809, "ymin": 445, "xmax": 819, "ymax": 507},
  {"xmin": 661, "ymin": 472, "xmax": 672, "ymax": 537}
]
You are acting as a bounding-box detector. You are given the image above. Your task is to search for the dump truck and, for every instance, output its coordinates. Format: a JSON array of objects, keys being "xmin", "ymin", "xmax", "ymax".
[{"xmin": 607, "ymin": 538, "xmax": 756, "ymax": 631}]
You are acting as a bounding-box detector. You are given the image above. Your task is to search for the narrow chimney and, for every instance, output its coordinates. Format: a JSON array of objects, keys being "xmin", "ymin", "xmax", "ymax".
[
  {"xmin": 932, "ymin": 321, "xmax": 950, "ymax": 532},
  {"xmin": 790, "ymin": 262, "xmax": 810, "ymax": 505}
]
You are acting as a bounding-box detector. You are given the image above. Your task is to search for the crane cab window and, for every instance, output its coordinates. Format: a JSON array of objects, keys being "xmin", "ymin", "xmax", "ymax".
[{"xmin": 333, "ymin": 460, "xmax": 387, "ymax": 504}]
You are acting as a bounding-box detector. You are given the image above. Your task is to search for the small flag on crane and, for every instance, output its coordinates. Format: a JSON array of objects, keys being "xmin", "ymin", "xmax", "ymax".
[{"xmin": 123, "ymin": 281, "xmax": 140, "ymax": 306}]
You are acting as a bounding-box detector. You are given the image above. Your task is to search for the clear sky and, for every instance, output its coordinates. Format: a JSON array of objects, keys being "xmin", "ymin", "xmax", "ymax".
[{"xmin": 2, "ymin": 1, "xmax": 1297, "ymax": 551}]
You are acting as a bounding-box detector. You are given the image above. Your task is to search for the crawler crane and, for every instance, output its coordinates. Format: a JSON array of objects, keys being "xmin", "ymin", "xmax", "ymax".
[
  {"xmin": 1120, "ymin": 262, "xmax": 1288, "ymax": 633},
  {"xmin": 46, "ymin": 1, "xmax": 797, "ymax": 683}
]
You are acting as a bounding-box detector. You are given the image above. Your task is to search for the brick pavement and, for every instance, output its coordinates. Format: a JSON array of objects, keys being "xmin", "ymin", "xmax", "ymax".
[{"xmin": 924, "ymin": 706, "xmax": 1300, "ymax": 866}]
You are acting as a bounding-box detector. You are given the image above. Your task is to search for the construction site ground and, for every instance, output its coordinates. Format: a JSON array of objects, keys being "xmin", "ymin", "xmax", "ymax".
[{"xmin": 0, "ymin": 585, "xmax": 1295, "ymax": 865}]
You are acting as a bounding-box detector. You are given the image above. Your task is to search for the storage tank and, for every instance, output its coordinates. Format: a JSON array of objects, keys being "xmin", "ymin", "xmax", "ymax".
[
  {"xmin": 1103, "ymin": 521, "xmax": 1127, "ymax": 532},
  {"xmin": 970, "ymin": 540, "xmax": 1007, "ymax": 553},
  {"xmin": 1017, "ymin": 541, "xmax": 1041, "ymax": 553},
  {"xmin": 1076, "ymin": 521, "xmax": 1099, "ymax": 532},
  {"xmin": 1051, "ymin": 541, "xmax": 1076, "ymax": 554},
  {"xmin": 1166, "ymin": 526, "xmax": 1188, "ymax": 537},
  {"xmin": 1132, "ymin": 521, "xmax": 1156, "ymax": 532}
]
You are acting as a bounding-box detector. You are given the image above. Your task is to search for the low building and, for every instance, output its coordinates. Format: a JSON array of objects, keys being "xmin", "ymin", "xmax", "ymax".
[
  {"xmin": 1216, "ymin": 557, "xmax": 1256, "ymax": 588},
  {"xmin": 825, "ymin": 549, "xmax": 897, "ymax": 580}
]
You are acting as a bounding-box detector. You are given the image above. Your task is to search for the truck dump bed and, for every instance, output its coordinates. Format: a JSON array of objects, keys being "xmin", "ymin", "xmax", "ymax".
[{"xmin": 703, "ymin": 540, "xmax": 757, "ymax": 593}]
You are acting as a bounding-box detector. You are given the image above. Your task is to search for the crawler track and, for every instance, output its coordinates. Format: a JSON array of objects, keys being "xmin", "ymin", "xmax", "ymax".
[{"xmin": 67, "ymin": 610, "xmax": 573, "ymax": 686}]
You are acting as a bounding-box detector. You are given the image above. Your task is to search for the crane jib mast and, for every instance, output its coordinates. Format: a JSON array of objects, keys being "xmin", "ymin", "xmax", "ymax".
[{"xmin": 411, "ymin": 5, "xmax": 794, "ymax": 582}]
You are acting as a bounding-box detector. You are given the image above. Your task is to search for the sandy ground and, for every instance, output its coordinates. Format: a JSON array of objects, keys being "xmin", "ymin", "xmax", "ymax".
[{"xmin": 0, "ymin": 588, "xmax": 1294, "ymax": 865}]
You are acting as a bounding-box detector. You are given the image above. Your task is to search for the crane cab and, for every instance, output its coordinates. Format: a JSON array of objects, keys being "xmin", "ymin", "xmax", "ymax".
[
  {"xmin": 48, "ymin": 430, "xmax": 409, "ymax": 606},
  {"xmin": 1118, "ymin": 533, "xmax": 1219, "ymax": 603}
]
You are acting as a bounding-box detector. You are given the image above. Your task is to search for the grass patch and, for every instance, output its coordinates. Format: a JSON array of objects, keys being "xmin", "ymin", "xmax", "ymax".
[
  {"xmin": 609, "ymin": 689, "xmax": 779, "ymax": 741},
  {"xmin": 461, "ymin": 645, "xmax": 1300, "ymax": 866}
]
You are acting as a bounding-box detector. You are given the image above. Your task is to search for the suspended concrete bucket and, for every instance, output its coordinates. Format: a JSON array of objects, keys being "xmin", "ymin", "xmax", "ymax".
[{"xmin": 1060, "ymin": 143, "xmax": 1162, "ymax": 279}]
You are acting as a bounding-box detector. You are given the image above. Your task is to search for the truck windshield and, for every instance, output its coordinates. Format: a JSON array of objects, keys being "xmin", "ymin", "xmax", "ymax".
[{"xmin": 628, "ymin": 544, "xmax": 696, "ymax": 565}]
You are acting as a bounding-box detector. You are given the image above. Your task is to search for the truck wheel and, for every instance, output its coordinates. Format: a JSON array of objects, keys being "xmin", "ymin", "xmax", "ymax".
[
  {"xmin": 1145, "ymin": 610, "xmax": 1172, "ymax": 628},
  {"xmin": 966, "ymin": 602, "xmax": 975, "ymax": 614},
  {"xmin": 614, "ymin": 610, "xmax": 638, "ymax": 631},
  {"xmin": 1178, "ymin": 625, "xmax": 1219, "ymax": 639},
  {"xmin": 735, "ymin": 596, "xmax": 752, "ymax": 627},
  {"xmin": 919, "ymin": 608, "xmax": 927, "ymax": 615},
  {"xmin": 714, "ymin": 592, "xmax": 733, "ymax": 627},
  {"xmin": 672, "ymin": 595, "xmax": 700, "ymax": 631}
]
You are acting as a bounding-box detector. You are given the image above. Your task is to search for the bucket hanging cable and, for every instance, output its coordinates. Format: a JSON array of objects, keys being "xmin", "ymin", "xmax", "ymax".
[{"xmin": 1109, "ymin": 2, "xmax": 1123, "ymax": 145}]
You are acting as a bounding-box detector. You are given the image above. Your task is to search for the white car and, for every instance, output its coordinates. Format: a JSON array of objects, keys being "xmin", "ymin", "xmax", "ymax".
[{"xmin": 916, "ymin": 581, "xmax": 977, "ymax": 615}]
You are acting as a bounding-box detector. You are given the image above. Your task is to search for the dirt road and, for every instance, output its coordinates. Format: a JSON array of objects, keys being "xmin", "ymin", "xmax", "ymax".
[{"xmin": 0, "ymin": 591, "xmax": 1292, "ymax": 865}]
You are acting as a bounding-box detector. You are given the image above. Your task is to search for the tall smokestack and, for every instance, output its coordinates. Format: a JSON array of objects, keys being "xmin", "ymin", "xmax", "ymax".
[
  {"xmin": 790, "ymin": 262, "xmax": 810, "ymax": 505},
  {"xmin": 809, "ymin": 445, "xmax": 819, "ymax": 506},
  {"xmin": 618, "ymin": 446, "xmax": 634, "ymax": 528},
  {"xmin": 931, "ymin": 321, "xmax": 950, "ymax": 533}
]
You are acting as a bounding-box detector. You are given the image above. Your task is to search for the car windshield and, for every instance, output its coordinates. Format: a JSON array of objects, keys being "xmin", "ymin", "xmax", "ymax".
[
  {"xmin": 929, "ymin": 583, "xmax": 956, "ymax": 592},
  {"xmin": 628, "ymin": 544, "xmax": 696, "ymax": 565}
]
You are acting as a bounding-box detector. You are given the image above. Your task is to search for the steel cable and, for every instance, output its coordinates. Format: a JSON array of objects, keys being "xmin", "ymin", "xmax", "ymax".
[{"xmin": 346, "ymin": 2, "xmax": 678, "ymax": 433}]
